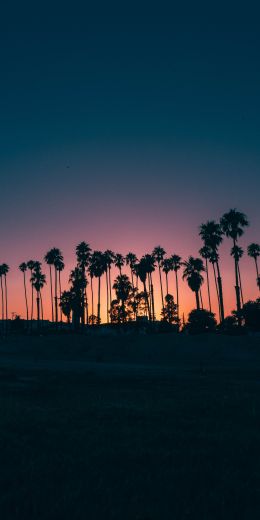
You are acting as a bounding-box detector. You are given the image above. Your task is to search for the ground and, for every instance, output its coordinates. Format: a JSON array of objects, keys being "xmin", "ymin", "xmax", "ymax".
[{"xmin": 0, "ymin": 331, "xmax": 260, "ymax": 519}]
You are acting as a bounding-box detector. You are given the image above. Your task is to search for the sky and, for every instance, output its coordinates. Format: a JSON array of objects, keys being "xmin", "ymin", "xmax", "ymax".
[{"xmin": 0, "ymin": 2, "xmax": 259, "ymax": 321}]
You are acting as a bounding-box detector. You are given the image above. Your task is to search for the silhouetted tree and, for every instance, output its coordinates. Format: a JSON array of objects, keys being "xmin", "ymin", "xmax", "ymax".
[
  {"xmin": 76, "ymin": 242, "xmax": 91, "ymax": 324},
  {"xmin": 143, "ymin": 254, "xmax": 156, "ymax": 320},
  {"xmin": 113, "ymin": 274, "xmax": 132, "ymax": 323},
  {"xmin": 31, "ymin": 263, "xmax": 46, "ymax": 329},
  {"xmin": 135, "ymin": 258, "xmax": 151, "ymax": 320},
  {"xmin": 103, "ymin": 250, "xmax": 115, "ymax": 316},
  {"xmin": 199, "ymin": 246, "xmax": 212, "ymax": 312},
  {"xmin": 153, "ymin": 246, "xmax": 166, "ymax": 310},
  {"xmin": 60, "ymin": 290, "xmax": 73, "ymax": 323},
  {"xmin": 182, "ymin": 257, "xmax": 205, "ymax": 310},
  {"xmin": 90, "ymin": 251, "xmax": 106, "ymax": 324},
  {"xmin": 221, "ymin": 209, "xmax": 249, "ymax": 322},
  {"xmin": 55, "ymin": 259, "xmax": 65, "ymax": 323},
  {"xmin": 69, "ymin": 267, "xmax": 87, "ymax": 329},
  {"xmin": 161, "ymin": 294, "xmax": 178, "ymax": 325},
  {"xmin": 19, "ymin": 262, "xmax": 29, "ymax": 322},
  {"xmin": 171, "ymin": 254, "xmax": 181, "ymax": 322},
  {"xmin": 187, "ymin": 309, "xmax": 217, "ymax": 334},
  {"xmin": 247, "ymin": 243, "xmax": 260, "ymax": 290},
  {"xmin": 114, "ymin": 253, "xmax": 125, "ymax": 275},
  {"xmin": 199, "ymin": 221, "xmax": 225, "ymax": 322}
]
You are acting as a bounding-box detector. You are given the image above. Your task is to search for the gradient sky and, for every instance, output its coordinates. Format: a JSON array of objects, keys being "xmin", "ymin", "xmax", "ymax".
[{"xmin": 1, "ymin": 3, "xmax": 259, "ymax": 321}]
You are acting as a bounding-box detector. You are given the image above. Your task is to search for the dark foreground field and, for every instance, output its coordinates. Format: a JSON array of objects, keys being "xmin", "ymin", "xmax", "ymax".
[{"xmin": 0, "ymin": 332, "xmax": 260, "ymax": 519}]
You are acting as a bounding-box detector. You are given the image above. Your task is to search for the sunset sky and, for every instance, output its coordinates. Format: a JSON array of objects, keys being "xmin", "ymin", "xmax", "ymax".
[{"xmin": 1, "ymin": 4, "xmax": 259, "ymax": 321}]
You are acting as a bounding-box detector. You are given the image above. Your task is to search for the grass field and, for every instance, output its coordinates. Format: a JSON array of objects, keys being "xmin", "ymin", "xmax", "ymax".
[{"xmin": 0, "ymin": 332, "xmax": 260, "ymax": 519}]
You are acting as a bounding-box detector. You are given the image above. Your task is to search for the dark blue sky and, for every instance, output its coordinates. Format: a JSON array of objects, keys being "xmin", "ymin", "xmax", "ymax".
[{"xmin": 0, "ymin": 2, "xmax": 259, "ymax": 246}]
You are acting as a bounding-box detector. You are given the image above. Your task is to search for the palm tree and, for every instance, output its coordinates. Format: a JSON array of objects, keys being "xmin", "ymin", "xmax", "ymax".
[
  {"xmin": 152, "ymin": 246, "xmax": 166, "ymax": 310},
  {"xmin": 114, "ymin": 253, "xmax": 125, "ymax": 275},
  {"xmin": 44, "ymin": 248, "xmax": 63, "ymax": 325},
  {"xmin": 247, "ymin": 243, "xmax": 260, "ymax": 290},
  {"xmin": 113, "ymin": 274, "xmax": 132, "ymax": 323},
  {"xmin": 76, "ymin": 242, "xmax": 91, "ymax": 324},
  {"xmin": 69, "ymin": 267, "xmax": 87, "ymax": 330},
  {"xmin": 199, "ymin": 221, "xmax": 225, "ymax": 322},
  {"xmin": 55, "ymin": 259, "xmax": 65, "ymax": 323},
  {"xmin": 19, "ymin": 262, "xmax": 29, "ymax": 322},
  {"xmin": 0, "ymin": 266, "xmax": 5, "ymax": 326},
  {"xmin": 231, "ymin": 245, "xmax": 244, "ymax": 305},
  {"xmin": 135, "ymin": 257, "xmax": 151, "ymax": 320},
  {"xmin": 90, "ymin": 251, "xmax": 106, "ymax": 324},
  {"xmin": 171, "ymin": 254, "xmax": 182, "ymax": 322},
  {"xmin": 31, "ymin": 264, "xmax": 46, "ymax": 329},
  {"xmin": 199, "ymin": 246, "xmax": 212, "ymax": 312},
  {"xmin": 27, "ymin": 260, "xmax": 36, "ymax": 325},
  {"xmin": 103, "ymin": 250, "xmax": 115, "ymax": 315},
  {"xmin": 220, "ymin": 209, "xmax": 249, "ymax": 320},
  {"xmin": 182, "ymin": 257, "xmax": 205, "ymax": 310},
  {"xmin": 1, "ymin": 264, "xmax": 9, "ymax": 324},
  {"xmin": 143, "ymin": 254, "xmax": 156, "ymax": 320}
]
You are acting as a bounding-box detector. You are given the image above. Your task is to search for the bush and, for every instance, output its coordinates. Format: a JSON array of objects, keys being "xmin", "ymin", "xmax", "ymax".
[
  {"xmin": 187, "ymin": 309, "xmax": 217, "ymax": 335},
  {"xmin": 242, "ymin": 299, "xmax": 260, "ymax": 332}
]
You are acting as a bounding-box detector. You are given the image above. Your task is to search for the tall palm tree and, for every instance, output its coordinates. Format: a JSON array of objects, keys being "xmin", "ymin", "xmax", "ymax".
[
  {"xmin": 152, "ymin": 246, "xmax": 166, "ymax": 310},
  {"xmin": 90, "ymin": 251, "xmax": 106, "ymax": 324},
  {"xmin": 199, "ymin": 221, "xmax": 225, "ymax": 322},
  {"xmin": 113, "ymin": 274, "xmax": 132, "ymax": 323},
  {"xmin": 103, "ymin": 250, "xmax": 115, "ymax": 314},
  {"xmin": 55, "ymin": 259, "xmax": 65, "ymax": 323},
  {"xmin": 231, "ymin": 245, "xmax": 244, "ymax": 305},
  {"xmin": 182, "ymin": 257, "xmax": 205, "ymax": 310},
  {"xmin": 247, "ymin": 243, "xmax": 260, "ymax": 290},
  {"xmin": 60, "ymin": 290, "xmax": 73, "ymax": 324},
  {"xmin": 114, "ymin": 253, "xmax": 125, "ymax": 275},
  {"xmin": 135, "ymin": 257, "xmax": 151, "ymax": 320},
  {"xmin": 143, "ymin": 254, "xmax": 156, "ymax": 320},
  {"xmin": 0, "ymin": 265, "xmax": 5, "ymax": 326},
  {"xmin": 220, "ymin": 209, "xmax": 249, "ymax": 320},
  {"xmin": 199, "ymin": 246, "xmax": 212, "ymax": 312},
  {"xmin": 1, "ymin": 264, "xmax": 9, "ymax": 324},
  {"xmin": 69, "ymin": 267, "xmax": 87, "ymax": 330},
  {"xmin": 27, "ymin": 260, "xmax": 36, "ymax": 325},
  {"xmin": 76, "ymin": 242, "xmax": 91, "ymax": 324},
  {"xmin": 171, "ymin": 254, "xmax": 181, "ymax": 322},
  {"xmin": 19, "ymin": 262, "xmax": 29, "ymax": 322},
  {"xmin": 44, "ymin": 248, "xmax": 63, "ymax": 325},
  {"xmin": 31, "ymin": 264, "xmax": 46, "ymax": 329}
]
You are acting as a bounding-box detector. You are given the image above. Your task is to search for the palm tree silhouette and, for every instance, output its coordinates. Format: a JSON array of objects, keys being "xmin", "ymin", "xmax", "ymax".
[
  {"xmin": 247, "ymin": 243, "xmax": 260, "ymax": 290},
  {"xmin": 55, "ymin": 259, "xmax": 65, "ymax": 323},
  {"xmin": 152, "ymin": 246, "xmax": 166, "ymax": 311},
  {"xmin": 143, "ymin": 254, "xmax": 156, "ymax": 320},
  {"xmin": 171, "ymin": 254, "xmax": 182, "ymax": 322},
  {"xmin": 90, "ymin": 251, "xmax": 106, "ymax": 324},
  {"xmin": 231, "ymin": 245, "xmax": 244, "ymax": 306},
  {"xmin": 126, "ymin": 252, "xmax": 138, "ymax": 288},
  {"xmin": 114, "ymin": 253, "xmax": 125, "ymax": 275},
  {"xmin": 69, "ymin": 267, "xmax": 87, "ymax": 329},
  {"xmin": 182, "ymin": 257, "xmax": 205, "ymax": 310},
  {"xmin": 44, "ymin": 248, "xmax": 63, "ymax": 325},
  {"xmin": 60, "ymin": 290, "xmax": 73, "ymax": 324},
  {"xmin": 113, "ymin": 274, "xmax": 132, "ymax": 323},
  {"xmin": 1, "ymin": 264, "xmax": 9, "ymax": 325},
  {"xmin": 76, "ymin": 242, "xmax": 91, "ymax": 324},
  {"xmin": 199, "ymin": 221, "xmax": 225, "ymax": 322},
  {"xmin": 135, "ymin": 257, "xmax": 152, "ymax": 320},
  {"xmin": 27, "ymin": 260, "xmax": 36, "ymax": 325},
  {"xmin": 199, "ymin": 246, "xmax": 212, "ymax": 312},
  {"xmin": 103, "ymin": 250, "xmax": 115, "ymax": 316},
  {"xmin": 30, "ymin": 263, "xmax": 46, "ymax": 329},
  {"xmin": 19, "ymin": 262, "xmax": 29, "ymax": 322},
  {"xmin": 221, "ymin": 209, "xmax": 249, "ymax": 321},
  {"xmin": 0, "ymin": 266, "xmax": 5, "ymax": 326}
]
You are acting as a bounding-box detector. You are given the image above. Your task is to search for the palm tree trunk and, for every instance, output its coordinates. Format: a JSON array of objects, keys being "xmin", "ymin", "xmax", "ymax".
[
  {"xmin": 195, "ymin": 291, "xmax": 200, "ymax": 310},
  {"xmin": 158, "ymin": 265, "xmax": 164, "ymax": 310},
  {"xmin": 216, "ymin": 260, "xmax": 225, "ymax": 323},
  {"xmin": 205, "ymin": 258, "xmax": 212, "ymax": 312},
  {"xmin": 143, "ymin": 281, "xmax": 151, "ymax": 320},
  {"xmin": 91, "ymin": 277, "xmax": 94, "ymax": 323},
  {"xmin": 150, "ymin": 273, "xmax": 155, "ymax": 321},
  {"xmin": 59, "ymin": 271, "xmax": 62, "ymax": 323},
  {"xmin": 109, "ymin": 267, "xmax": 112, "ymax": 307},
  {"xmin": 0, "ymin": 276, "xmax": 4, "ymax": 333},
  {"xmin": 49, "ymin": 265, "xmax": 54, "ymax": 322},
  {"xmin": 165, "ymin": 273, "xmax": 169, "ymax": 295},
  {"xmin": 36, "ymin": 292, "xmax": 40, "ymax": 330},
  {"xmin": 54, "ymin": 268, "xmax": 58, "ymax": 325},
  {"xmin": 238, "ymin": 263, "xmax": 244, "ymax": 306},
  {"xmin": 255, "ymin": 258, "xmax": 260, "ymax": 291},
  {"xmin": 175, "ymin": 270, "xmax": 179, "ymax": 322},
  {"xmin": 106, "ymin": 269, "xmax": 109, "ymax": 323},
  {"xmin": 97, "ymin": 276, "xmax": 101, "ymax": 324},
  {"xmin": 30, "ymin": 270, "xmax": 34, "ymax": 328},
  {"xmin": 212, "ymin": 262, "xmax": 221, "ymax": 321},
  {"xmin": 200, "ymin": 290, "xmax": 204, "ymax": 309},
  {"xmin": 23, "ymin": 272, "xmax": 29, "ymax": 323},
  {"xmin": 233, "ymin": 240, "xmax": 241, "ymax": 325},
  {"xmin": 4, "ymin": 275, "xmax": 8, "ymax": 325},
  {"xmin": 40, "ymin": 291, "xmax": 44, "ymax": 322}
]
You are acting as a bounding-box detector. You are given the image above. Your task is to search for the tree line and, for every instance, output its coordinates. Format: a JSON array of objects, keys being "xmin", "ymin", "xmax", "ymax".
[{"xmin": 0, "ymin": 208, "xmax": 259, "ymax": 331}]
